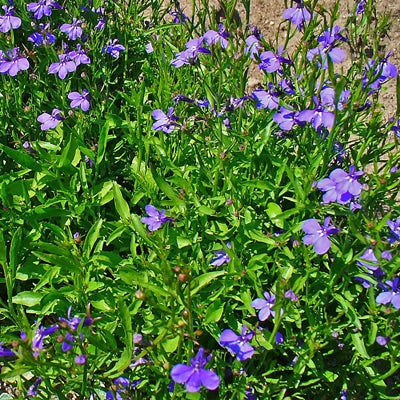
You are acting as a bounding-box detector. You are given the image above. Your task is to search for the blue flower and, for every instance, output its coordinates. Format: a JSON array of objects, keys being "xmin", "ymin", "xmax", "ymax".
[
  {"xmin": 27, "ymin": 377, "xmax": 42, "ymax": 397},
  {"xmin": 170, "ymin": 348, "xmax": 220, "ymax": 393},
  {"xmin": 387, "ymin": 217, "xmax": 400, "ymax": 243},
  {"xmin": 102, "ymin": 39, "xmax": 125, "ymax": 59},
  {"xmin": 251, "ymin": 291, "xmax": 276, "ymax": 321},
  {"xmin": 37, "ymin": 108, "xmax": 64, "ymax": 130},
  {"xmin": 302, "ymin": 217, "xmax": 339, "ymax": 255},
  {"xmin": 282, "ymin": 1, "xmax": 311, "ymax": 31},
  {"xmin": 27, "ymin": 0, "xmax": 61, "ymax": 20},
  {"xmin": 152, "ymin": 107, "xmax": 179, "ymax": 134},
  {"xmin": 219, "ymin": 324, "xmax": 255, "ymax": 361},
  {"xmin": 210, "ymin": 242, "xmax": 231, "ymax": 266},
  {"xmin": 141, "ymin": 205, "xmax": 172, "ymax": 231},
  {"xmin": 60, "ymin": 18, "xmax": 83, "ymax": 41},
  {"xmin": 0, "ymin": 343, "xmax": 16, "ymax": 358},
  {"xmin": 68, "ymin": 89, "xmax": 90, "ymax": 112},
  {"xmin": 376, "ymin": 277, "xmax": 400, "ymax": 309},
  {"xmin": 0, "ymin": 5, "xmax": 21, "ymax": 33},
  {"xmin": 32, "ymin": 325, "xmax": 58, "ymax": 357},
  {"xmin": 171, "ymin": 37, "xmax": 211, "ymax": 68},
  {"xmin": 317, "ymin": 166, "xmax": 363, "ymax": 205}
]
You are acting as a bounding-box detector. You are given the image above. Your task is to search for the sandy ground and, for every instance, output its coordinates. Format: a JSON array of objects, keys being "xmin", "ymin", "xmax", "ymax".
[{"xmin": 173, "ymin": 0, "xmax": 400, "ymax": 119}]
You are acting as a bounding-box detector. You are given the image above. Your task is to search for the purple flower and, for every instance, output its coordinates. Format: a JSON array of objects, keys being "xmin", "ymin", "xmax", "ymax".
[
  {"xmin": 0, "ymin": 48, "xmax": 29, "ymax": 77},
  {"xmin": 68, "ymin": 44, "xmax": 91, "ymax": 66},
  {"xmin": 68, "ymin": 89, "xmax": 90, "ymax": 111},
  {"xmin": 170, "ymin": 348, "xmax": 220, "ymax": 393},
  {"xmin": 95, "ymin": 15, "xmax": 106, "ymax": 31},
  {"xmin": 282, "ymin": 1, "xmax": 311, "ymax": 31},
  {"xmin": 28, "ymin": 23, "xmax": 56, "ymax": 46},
  {"xmin": 75, "ymin": 354, "xmax": 87, "ymax": 364},
  {"xmin": 302, "ymin": 217, "xmax": 339, "ymax": 255},
  {"xmin": 317, "ymin": 166, "xmax": 363, "ymax": 205},
  {"xmin": 152, "ymin": 107, "xmax": 179, "ymax": 133},
  {"xmin": 102, "ymin": 39, "xmax": 125, "ymax": 59},
  {"xmin": 376, "ymin": 277, "xmax": 400, "ymax": 309},
  {"xmin": 320, "ymin": 86, "xmax": 350, "ymax": 111},
  {"xmin": 387, "ymin": 217, "xmax": 400, "ymax": 243},
  {"xmin": 171, "ymin": 37, "xmax": 211, "ymax": 68},
  {"xmin": 141, "ymin": 204, "xmax": 172, "ymax": 231},
  {"xmin": 48, "ymin": 53, "xmax": 76, "ymax": 79},
  {"xmin": 275, "ymin": 331, "xmax": 284, "ymax": 344},
  {"xmin": 252, "ymin": 85, "xmax": 279, "ymax": 110},
  {"xmin": 169, "ymin": 2, "xmax": 188, "ymax": 24},
  {"xmin": 259, "ymin": 46, "xmax": 291, "ymax": 73},
  {"xmin": 244, "ymin": 35, "xmax": 262, "ymax": 59},
  {"xmin": 284, "ymin": 289, "xmax": 298, "ymax": 302},
  {"xmin": 32, "ymin": 325, "xmax": 58, "ymax": 356},
  {"xmin": 273, "ymin": 106, "xmax": 298, "ymax": 131},
  {"xmin": 219, "ymin": 325, "xmax": 255, "ymax": 361},
  {"xmin": 58, "ymin": 306, "xmax": 94, "ymax": 331},
  {"xmin": 362, "ymin": 53, "xmax": 397, "ymax": 93},
  {"xmin": 356, "ymin": 0, "xmax": 366, "ymax": 14},
  {"xmin": 37, "ymin": 108, "xmax": 63, "ymax": 131},
  {"xmin": 376, "ymin": 336, "xmax": 390, "ymax": 346},
  {"xmin": 203, "ymin": 24, "xmax": 229, "ymax": 49},
  {"xmin": 0, "ymin": 5, "xmax": 21, "ymax": 33},
  {"xmin": 61, "ymin": 332, "xmax": 74, "ymax": 352},
  {"xmin": 251, "ymin": 291, "xmax": 276, "ymax": 321},
  {"xmin": 340, "ymin": 389, "xmax": 347, "ymax": 400},
  {"xmin": 0, "ymin": 343, "xmax": 16, "ymax": 358},
  {"xmin": 106, "ymin": 377, "xmax": 141, "ymax": 399},
  {"xmin": 297, "ymin": 97, "xmax": 335, "ymax": 130},
  {"xmin": 23, "ymin": 141, "xmax": 36, "ymax": 153},
  {"xmin": 27, "ymin": 0, "xmax": 61, "ymax": 20},
  {"xmin": 210, "ymin": 242, "xmax": 231, "ymax": 266},
  {"xmin": 27, "ymin": 377, "xmax": 42, "ymax": 397},
  {"xmin": 60, "ymin": 18, "xmax": 82, "ymax": 41},
  {"xmin": 307, "ymin": 26, "xmax": 346, "ymax": 69}
]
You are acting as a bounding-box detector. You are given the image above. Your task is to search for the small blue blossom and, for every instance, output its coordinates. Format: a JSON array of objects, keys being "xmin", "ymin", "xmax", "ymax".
[
  {"xmin": 170, "ymin": 348, "xmax": 220, "ymax": 393},
  {"xmin": 302, "ymin": 217, "xmax": 339, "ymax": 255},
  {"xmin": 141, "ymin": 205, "xmax": 172, "ymax": 231},
  {"xmin": 102, "ymin": 39, "xmax": 125, "ymax": 59},
  {"xmin": 210, "ymin": 242, "xmax": 231, "ymax": 266},
  {"xmin": 251, "ymin": 291, "xmax": 276, "ymax": 321},
  {"xmin": 152, "ymin": 107, "xmax": 179, "ymax": 133},
  {"xmin": 219, "ymin": 325, "xmax": 255, "ymax": 361}
]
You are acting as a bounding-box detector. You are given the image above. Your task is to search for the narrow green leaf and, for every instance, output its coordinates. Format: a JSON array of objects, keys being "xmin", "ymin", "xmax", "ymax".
[
  {"xmin": 113, "ymin": 182, "xmax": 131, "ymax": 221},
  {"xmin": 0, "ymin": 143, "xmax": 43, "ymax": 172},
  {"xmin": 97, "ymin": 121, "xmax": 110, "ymax": 164},
  {"xmin": 352, "ymin": 332, "xmax": 369, "ymax": 359},
  {"xmin": 83, "ymin": 219, "xmax": 103, "ymax": 258},
  {"xmin": 189, "ymin": 271, "xmax": 226, "ymax": 296}
]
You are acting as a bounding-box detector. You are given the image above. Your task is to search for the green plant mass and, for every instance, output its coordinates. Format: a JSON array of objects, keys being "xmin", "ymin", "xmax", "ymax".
[{"xmin": 0, "ymin": 0, "xmax": 400, "ymax": 398}]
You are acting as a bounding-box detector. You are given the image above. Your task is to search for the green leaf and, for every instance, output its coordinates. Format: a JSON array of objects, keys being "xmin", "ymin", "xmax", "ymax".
[
  {"xmin": 12, "ymin": 291, "xmax": 43, "ymax": 307},
  {"xmin": 162, "ymin": 336, "xmax": 180, "ymax": 353},
  {"xmin": 204, "ymin": 299, "xmax": 224, "ymax": 323},
  {"xmin": 113, "ymin": 182, "xmax": 131, "ymax": 221},
  {"xmin": 189, "ymin": 271, "xmax": 226, "ymax": 296},
  {"xmin": 83, "ymin": 219, "xmax": 103, "ymax": 258},
  {"xmin": 97, "ymin": 121, "xmax": 111, "ymax": 164},
  {"xmin": 0, "ymin": 143, "xmax": 43, "ymax": 173},
  {"xmin": 105, "ymin": 297, "xmax": 133, "ymax": 377},
  {"xmin": 352, "ymin": 332, "xmax": 369, "ymax": 359},
  {"xmin": 266, "ymin": 202, "xmax": 284, "ymax": 228}
]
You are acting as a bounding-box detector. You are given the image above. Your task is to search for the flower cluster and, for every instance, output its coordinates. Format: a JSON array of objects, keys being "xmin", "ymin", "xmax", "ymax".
[{"xmin": 317, "ymin": 166, "xmax": 364, "ymax": 207}]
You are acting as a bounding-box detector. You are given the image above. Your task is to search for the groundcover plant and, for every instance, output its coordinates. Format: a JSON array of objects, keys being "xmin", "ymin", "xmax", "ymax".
[{"xmin": 0, "ymin": 0, "xmax": 400, "ymax": 398}]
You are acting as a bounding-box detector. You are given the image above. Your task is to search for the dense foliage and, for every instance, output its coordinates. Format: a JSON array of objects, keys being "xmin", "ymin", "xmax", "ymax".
[{"xmin": 0, "ymin": 0, "xmax": 399, "ymax": 398}]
